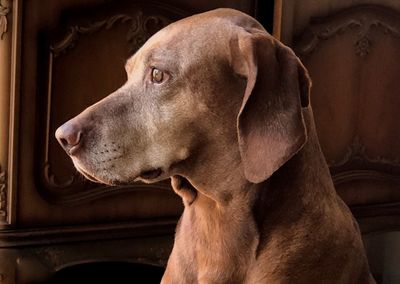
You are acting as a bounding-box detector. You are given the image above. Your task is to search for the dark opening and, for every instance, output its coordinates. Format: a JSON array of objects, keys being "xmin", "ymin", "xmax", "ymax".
[{"xmin": 47, "ymin": 262, "xmax": 165, "ymax": 284}]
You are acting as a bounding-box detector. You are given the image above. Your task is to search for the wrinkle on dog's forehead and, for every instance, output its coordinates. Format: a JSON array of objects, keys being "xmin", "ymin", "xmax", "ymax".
[{"xmin": 124, "ymin": 46, "xmax": 181, "ymax": 85}]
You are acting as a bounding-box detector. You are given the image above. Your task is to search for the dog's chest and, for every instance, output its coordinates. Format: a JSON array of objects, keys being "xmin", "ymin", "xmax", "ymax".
[{"xmin": 174, "ymin": 205, "xmax": 259, "ymax": 282}]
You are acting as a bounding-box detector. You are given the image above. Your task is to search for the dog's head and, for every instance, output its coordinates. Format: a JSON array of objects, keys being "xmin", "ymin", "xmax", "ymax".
[{"xmin": 55, "ymin": 8, "xmax": 310, "ymax": 186}]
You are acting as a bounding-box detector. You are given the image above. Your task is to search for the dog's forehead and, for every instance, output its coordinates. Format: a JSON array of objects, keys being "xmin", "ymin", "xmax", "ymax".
[
  {"xmin": 145, "ymin": 13, "xmax": 234, "ymax": 48},
  {"xmin": 125, "ymin": 8, "xmax": 264, "ymax": 70}
]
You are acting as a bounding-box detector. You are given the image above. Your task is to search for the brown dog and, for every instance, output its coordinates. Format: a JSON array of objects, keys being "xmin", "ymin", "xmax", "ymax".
[{"xmin": 55, "ymin": 8, "xmax": 375, "ymax": 283}]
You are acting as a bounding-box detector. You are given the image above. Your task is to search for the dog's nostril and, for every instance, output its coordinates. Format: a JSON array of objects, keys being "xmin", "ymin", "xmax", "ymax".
[
  {"xmin": 59, "ymin": 130, "xmax": 82, "ymax": 147},
  {"xmin": 55, "ymin": 123, "xmax": 83, "ymax": 154},
  {"xmin": 60, "ymin": 137, "xmax": 69, "ymax": 148}
]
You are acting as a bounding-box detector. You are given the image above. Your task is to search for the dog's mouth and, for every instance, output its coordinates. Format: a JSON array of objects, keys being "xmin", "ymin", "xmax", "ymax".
[
  {"xmin": 74, "ymin": 157, "xmax": 164, "ymax": 185},
  {"xmin": 139, "ymin": 168, "xmax": 163, "ymax": 180}
]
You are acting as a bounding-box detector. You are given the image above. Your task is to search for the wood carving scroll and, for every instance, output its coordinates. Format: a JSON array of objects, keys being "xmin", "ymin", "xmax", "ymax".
[
  {"xmin": 0, "ymin": 167, "xmax": 6, "ymax": 222},
  {"xmin": 330, "ymin": 136, "xmax": 400, "ymax": 168},
  {"xmin": 295, "ymin": 5, "xmax": 400, "ymax": 58},
  {"xmin": 0, "ymin": 1, "xmax": 10, "ymax": 40},
  {"xmin": 51, "ymin": 12, "xmax": 170, "ymax": 57}
]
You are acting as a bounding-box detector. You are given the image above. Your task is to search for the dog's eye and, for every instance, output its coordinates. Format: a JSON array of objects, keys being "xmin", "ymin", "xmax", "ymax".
[{"xmin": 151, "ymin": 68, "xmax": 164, "ymax": 84}]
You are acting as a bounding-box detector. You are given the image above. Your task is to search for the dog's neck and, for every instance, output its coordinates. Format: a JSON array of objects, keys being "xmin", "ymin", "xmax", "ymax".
[
  {"xmin": 171, "ymin": 107, "xmax": 341, "ymax": 263},
  {"xmin": 173, "ymin": 107, "xmax": 336, "ymax": 212},
  {"xmin": 172, "ymin": 137, "xmax": 260, "ymax": 208},
  {"xmin": 170, "ymin": 148, "xmax": 264, "ymax": 283},
  {"xmin": 167, "ymin": 107, "xmax": 350, "ymax": 282}
]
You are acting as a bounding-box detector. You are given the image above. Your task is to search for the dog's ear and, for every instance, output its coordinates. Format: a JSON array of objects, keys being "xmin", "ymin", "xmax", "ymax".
[{"xmin": 232, "ymin": 29, "xmax": 311, "ymax": 183}]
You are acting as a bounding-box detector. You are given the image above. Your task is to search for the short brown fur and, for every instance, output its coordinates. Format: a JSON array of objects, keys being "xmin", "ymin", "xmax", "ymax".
[{"xmin": 56, "ymin": 8, "xmax": 375, "ymax": 284}]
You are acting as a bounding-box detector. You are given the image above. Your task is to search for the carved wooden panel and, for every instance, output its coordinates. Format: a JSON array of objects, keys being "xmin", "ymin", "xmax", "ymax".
[
  {"xmin": 294, "ymin": 5, "xmax": 400, "ymax": 215},
  {"xmin": 24, "ymin": 2, "xmax": 193, "ymax": 227}
]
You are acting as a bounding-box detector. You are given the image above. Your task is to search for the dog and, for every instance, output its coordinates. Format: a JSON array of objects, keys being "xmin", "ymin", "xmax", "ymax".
[{"xmin": 55, "ymin": 8, "xmax": 375, "ymax": 283}]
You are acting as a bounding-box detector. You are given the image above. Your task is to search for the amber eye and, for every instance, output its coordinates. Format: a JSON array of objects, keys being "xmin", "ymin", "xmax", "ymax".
[{"xmin": 151, "ymin": 68, "xmax": 164, "ymax": 83}]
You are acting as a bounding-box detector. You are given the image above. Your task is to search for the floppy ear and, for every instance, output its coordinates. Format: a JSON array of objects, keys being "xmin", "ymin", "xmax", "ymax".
[{"xmin": 233, "ymin": 29, "xmax": 311, "ymax": 183}]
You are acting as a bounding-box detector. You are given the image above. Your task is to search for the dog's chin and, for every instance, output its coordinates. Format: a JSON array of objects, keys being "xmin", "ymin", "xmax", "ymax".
[
  {"xmin": 74, "ymin": 163, "xmax": 107, "ymax": 184},
  {"xmin": 72, "ymin": 160, "xmax": 117, "ymax": 186}
]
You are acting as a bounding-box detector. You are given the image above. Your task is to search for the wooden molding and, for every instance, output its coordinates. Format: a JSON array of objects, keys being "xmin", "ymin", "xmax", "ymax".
[
  {"xmin": 272, "ymin": 0, "xmax": 282, "ymax": 39},
  {"xmin": 333, "ymin": 170, "xmax": 400, "ymax": 187},
  {"xmin": 0, "ymin": 0, "xmax": 20, "ymax": 228},
  {"xmin": 294, "ymin": 5, "xmax": 400, "ymax": 58},
  {"xmin": 0, "ymin": 0, "xmax": 9, "ymax": 226},
  {"xmin": 0, "ymin": 218, "xmax": 177, "ymax": 248}
]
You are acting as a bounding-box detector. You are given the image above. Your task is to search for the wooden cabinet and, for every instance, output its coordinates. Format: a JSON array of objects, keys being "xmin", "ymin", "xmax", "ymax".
[
  {"xmin": 0, "ymin": 0, "xmax": 263, "ymax": 283},
  {"xmin": 2, "ymin": 0, "xmax": 398, "ymax": 282},
  {"xmin": 274, "ymin": 0, "xmax": 400, "ymax": 234}
]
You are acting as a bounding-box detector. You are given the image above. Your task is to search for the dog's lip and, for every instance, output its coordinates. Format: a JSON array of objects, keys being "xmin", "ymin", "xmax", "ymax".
[
  {"xmin": 80, "ymin": 169, "xmax": 101, "ymax": 183},
  {"xmin": 74, "ymin": 162, "xmax": 102, "ymax": 183},
  {"xmin": 139, "ymin": 168, "xmax": 163, "ymax": 180}
]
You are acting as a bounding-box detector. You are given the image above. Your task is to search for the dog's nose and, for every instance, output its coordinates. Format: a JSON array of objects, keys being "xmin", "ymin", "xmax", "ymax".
[{"xmin": 55, "ymin": 122, "xmax": 83, "ymax": 155}]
